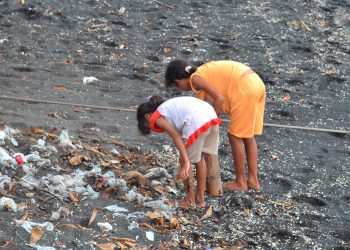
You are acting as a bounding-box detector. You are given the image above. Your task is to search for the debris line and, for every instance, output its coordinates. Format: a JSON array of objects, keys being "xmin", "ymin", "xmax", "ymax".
[{"xmin": 1, "ymin": 95, "xmax": 349, "ymax": 134}]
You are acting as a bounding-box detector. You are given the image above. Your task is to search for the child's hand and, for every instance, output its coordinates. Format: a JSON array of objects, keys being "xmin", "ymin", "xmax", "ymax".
[{"xmin": 176, "ymin": 161, "xmax": 191, "ymax": 181}]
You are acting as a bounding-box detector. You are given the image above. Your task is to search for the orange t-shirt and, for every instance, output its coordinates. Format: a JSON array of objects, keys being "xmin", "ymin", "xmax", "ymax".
[{"xmin": 189, "ymin": 60, "xmax": 266, "ymax": 137}]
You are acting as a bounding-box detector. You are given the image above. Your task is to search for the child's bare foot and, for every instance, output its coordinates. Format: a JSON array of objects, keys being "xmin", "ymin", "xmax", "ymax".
[
  {"xmin": 247, "ymin": 179, "xmax": 260, "ymax": 191},
  {"xmin": 223, "ymin": 181, "xmax": 248, "ymax": 191},
  {"xmin": 172, "ymin": 198, "xmax": 195, "ymax": 209},
  {"xmin": 195, "ymin": 199, "xmax": 205, "ymax": 208}
]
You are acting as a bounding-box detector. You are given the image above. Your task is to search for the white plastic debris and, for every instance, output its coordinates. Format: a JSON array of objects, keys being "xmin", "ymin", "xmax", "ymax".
[
  {"xmin": 118, "ymin": 7, "xmax": 126, "ymax": 16},
  {"xmin": 0, "ymin": 197, "xmax": 17, "ymax": 212},
  {"xmin": 46, "ymin": 145, "xmax": 58, "ymax": 153},
  {"xmin": 15, "ymin": 220, "xmax": 54, "ymax": 233},
  {"xmin": 0, "ymin": 174, "xmax": 11, "ymax": 189},
  {"xmin": 22, "ymin": 164, "xmax": 37, "ymax": 176},
  {"xmin": 58, "ymin": 130, "xmax": 76, "ymax": 149},
  {"xmin": 49, "ymin": 207, "xmax": 70, "ymax": 221},
  {"xmin": 128, "ymin": 221, "xmax": 139, "ymax": 230},
  {"xmin": 40, "ymin": 169, "xmax": 88, "ymax": 198},
  {"xmin": 97, "ymin": 222, "xmax": 113, "ymax": 232},
  {"xmin": 0, "ymin": 147, "xmax": 17, "ymax": 167},
  {"xmin": 0, "ymin": 131, "xmax": 6, "ymax": 145},
  {"xmin": 3, "ymin": 126, "xmax": 20, "ymax": 137},
  {"xmin": 126, "ymin": 188, "xmax": 149, "ymax": 203},
  {"xmin": 49, "ymin": 211, "xmax": 60, "ymax": 221},
  {"xmin": 166, "ymin": 185, "xmax": 178, "ymax": 195},
  {"xmin": 126, "ymin": 212, "xmax": 145, "ymax": 220},
  {"xmin": 83, "ymin": 76, "xmax": 100, "ymax": 85},
  {"xmin": 20, "ymin": 174, "xmax": 41, "ymax": 190},
  {"xmin": 105, "ymin": 204, "xmax": 128, "ymax": 213},
  {"xmin": 146, "ymin": 231, "xmax": 155, "ymax": 241},
  {"xmin": 157, "ymin": 210, "xmax": 174, "ymax": 221},
  {"xmin": 84, "ymin": 185, "xmax": 99, "ymax": 199},
  {"xmin": 87, "ymin": 165, "xmax": 102, "ymax": 176},
  {"xmin": 150, "ymin": 180, "xmax": 162, "ymax": 186},
  {"xmin": 27, "ymin": 243, "xmax": 56, "ymax": 250},
  {"xmin": 111, "ymin": 149, "xmax": 120, "ymax": 155},
  {"xmin": 37, "ymin": 139, "xmax": 46, "ymax": 148},
  {"xmin": 144, "ymin": 167, "xmax": 172, "ymax": 179},
  {"xmin": 143, "ymin": 199, "xmax": 173, "ymax": 211},
  {"xmin": 24, "ymin": 153, "xmax": 41, "ymax": 162},
  {"xmin": 0, "ymin": 126, "xmax": 20, "ymax": 146},
  {"xmin": 37, "ymin": 159, "xmax": 51, "ymax": 168},
  {"xmin": 31, "ymin": 139, "xmax": 47, "ymax": 152},
  {"xmin": 114, "ymin": 178, "xmax": 127, "ymax": 191},
  {"xmin": 162, "ymin": 145, "xmax": 172, "ymax": 151},
  {"xmin": 10, "ymin": 137, "xmax": 18, "ymax": 147}
]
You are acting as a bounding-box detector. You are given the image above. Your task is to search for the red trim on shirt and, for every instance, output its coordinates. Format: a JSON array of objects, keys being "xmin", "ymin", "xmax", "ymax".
[
  {"xmin": 185, "ymin": 118, "xmax": 222, "ymax": 147},
  {"xmin": 149, "ymin": 110, "xmax": 164, "ymax": 133}
]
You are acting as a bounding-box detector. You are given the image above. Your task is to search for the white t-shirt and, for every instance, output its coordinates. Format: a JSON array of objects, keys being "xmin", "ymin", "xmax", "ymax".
[{"xmin": 149, "ymin": 96, "xmax": 221, "ymax": 147}]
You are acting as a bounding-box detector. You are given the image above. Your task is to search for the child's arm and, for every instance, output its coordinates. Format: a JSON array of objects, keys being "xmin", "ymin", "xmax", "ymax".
[
  {"xmin": 155, "ymin": 117, "xmax": 191, "ymax": 180},
  {"xmin": 191, "ymin": 75, "xmax": 224, "ymax": 114}
]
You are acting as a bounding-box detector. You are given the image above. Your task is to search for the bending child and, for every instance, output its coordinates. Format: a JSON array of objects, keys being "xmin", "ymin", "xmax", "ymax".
[
  {"xmin": 165, "ymin": 59, "xmax": 266, "ymax": 191},
  {"xmin": 137, "ymin": 95, "xmax": 222, "ymax": 208}
]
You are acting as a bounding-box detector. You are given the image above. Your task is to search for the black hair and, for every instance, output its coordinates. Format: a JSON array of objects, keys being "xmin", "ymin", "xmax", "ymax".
[
  {"xmin": 165, "ymin": 59, "xmax": 197, "ymax": 87},
  {"xmin": 137, "ymin": 95, "xmax": 165, "ymax": 135}
]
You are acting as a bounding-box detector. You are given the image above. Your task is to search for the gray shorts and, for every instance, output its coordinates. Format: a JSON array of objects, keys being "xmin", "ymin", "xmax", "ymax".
[{"xmin": 185, "ymin": 125, "xmax": 219, "ymax": 163}]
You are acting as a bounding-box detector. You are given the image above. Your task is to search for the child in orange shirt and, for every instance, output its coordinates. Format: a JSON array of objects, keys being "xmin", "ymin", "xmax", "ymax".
[
  {"xmin": 137, "ymin": 95, "xmax": 221, "ymax": 207},
  {"xmin": 165, "ymin": 60, "xmax": 266, "ymax": 191}
]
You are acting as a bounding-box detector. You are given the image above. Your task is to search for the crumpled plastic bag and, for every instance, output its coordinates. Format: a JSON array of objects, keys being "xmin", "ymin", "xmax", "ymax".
[
  {"xmin": 143, "ymin": 199, "xmax": 174, "ymax": 211},
  {"xmin": 82, "ymin": 76, "xmax": 100, "ymax": 85},
  {"xmin": 0, "ymin": 173, "xmax": 11, "ymax": 189},
  {"xmin": 58, "ymin": 130, "xmax": 76, "ymax": 149},
  {"xmin": 15, "ymin": 220, "xmax": 54, "ymax": 233},
  {"xmin": 144, "ymin": 167, "xmax": 172, "ymax": 179},
  {"xmin": 0, "ymin": 147, "xmax": 17, "ymax": 167},
  {"xmin": 0, "ymin": 126, "xmax": 20, "ymax": 146},
  {"xmin": 97, "ymin": 222, "xmax": 113, "ymax": 231},
  {"xmin": 126, "ymin": 188, "xmax": 150, "ymax": 203},
  {"xmin": 84, "ymin": 185, "xmax": 99, "ymax": 199},
  {"xmin": 0, "ymin": 197, "xmax": 17, "ymax": 212},
  {"xmin": 128, "ymin": 221, "xmax": 139, "ymax": 230}
]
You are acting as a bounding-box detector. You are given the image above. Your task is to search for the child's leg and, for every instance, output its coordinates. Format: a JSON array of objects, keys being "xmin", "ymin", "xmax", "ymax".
[
  {"xmin": 243, "ymin": 137, "xmax": 260, "ymax": 190},
  {"xmin": 195, "ymin": 155, "xmax": 207, "ymax": 208},
  {"xmin": 223, "ymin": 133, "xmax": 248, "ymax": 191},
  {"xmin": 176, "ymin": 158, "xmax": 195, "ymax": 208}
]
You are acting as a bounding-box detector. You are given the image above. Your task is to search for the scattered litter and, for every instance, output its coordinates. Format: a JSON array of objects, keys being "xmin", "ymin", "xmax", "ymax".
[
  {"xmin": 118, "ymin": 7, "xmax": 126, "ymax": 16},
  {"xmin": 0, "ymin": 147, "xmax": 17, "ymax": 167},
  {"xmin": 126, "ymin": 212, "xmax": 145, "ymax": 220},
  {"xmin": 128, "ymin": 221, "xmax": 139, "ymax": 230},
  {"xmin": 15, "ymin": 220, "xmax": 54, "ymax": 233},
  {"xmin": 97, "ymin": 222, "xmax": 113, "ymax": 231},
  {"xmin": 143, "ymin": 199, "xmax": 174, "ymax": 211},
  {"xmin": 82, "ymin": 76, "xmax": 100, "ymax": 85},
  {"xmin": 144, "ymin": 167, "xmax": 172, "ymax": 179},
  {"xmin": 27, "ymin": 243, "xmax": 56, "ymax": 250},
  {"xmin": 126, "ymin": 188, "xmax": 149, "ymax": 203},
  {"xmin": 0, "ymin": 174, "xmax": 11, "ymax": 189},
  {"xmin": 0, "ymin": 197, "xmax": 17, "ymax": 212},
  {"xmin": 10, "ymin": 138, "xmax": 18, "ymax": 147},
  {"xmin": 49, "ymin": 207, "xmax": 70, "ymax": 221},
  {"xmin": 105, "ymin": 204, "xmax": 128, "ymax": 213},
  {"xmin": 162, "ymin": 145, "xmax": 171, "ymax": 151},
  {"xmin": 58, "ymin": 130, "xmax": 76, "ymax": 149},
  {"xmin": 146, "ymin": 231, "xmax": 155, "ymax": 241}
]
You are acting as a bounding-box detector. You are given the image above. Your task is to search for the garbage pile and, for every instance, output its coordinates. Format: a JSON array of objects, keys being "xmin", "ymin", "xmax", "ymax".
[{"xmin": 0, "ymin": 124, "xmax": 189, "ymax": 249}]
